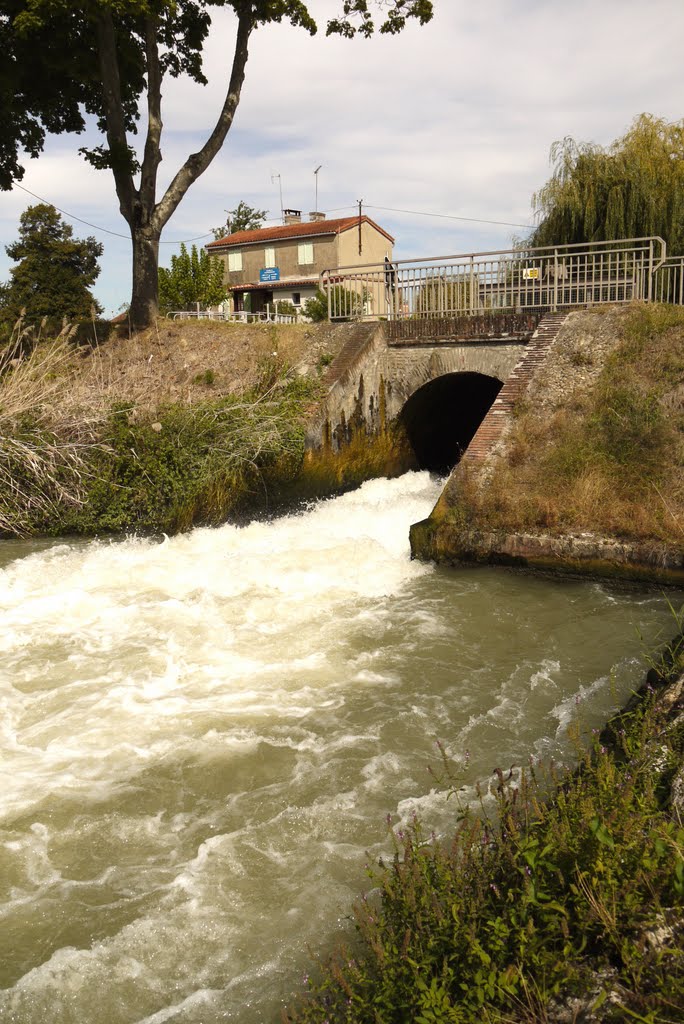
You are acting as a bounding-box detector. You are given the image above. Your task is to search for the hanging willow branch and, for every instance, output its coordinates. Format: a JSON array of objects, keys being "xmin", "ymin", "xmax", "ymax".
[{"xmin": 530, "ymin": 114, "xmax": 684, "ymax": 253}]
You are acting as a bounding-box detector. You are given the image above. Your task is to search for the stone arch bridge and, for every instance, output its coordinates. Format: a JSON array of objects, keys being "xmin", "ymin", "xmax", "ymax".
[
  {"xmin": 305, "ymin": 312, "xmax": 567, "ymax": 474},
  {"xmin": 309, "ymin": 236, "xmax": 684, "ymax": 473}
]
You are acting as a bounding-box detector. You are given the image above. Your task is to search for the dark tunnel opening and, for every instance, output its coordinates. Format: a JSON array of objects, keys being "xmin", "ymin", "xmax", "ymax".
[{"xmin": 399, "ymin": 372, "xmax": 503, "ymax": 474}]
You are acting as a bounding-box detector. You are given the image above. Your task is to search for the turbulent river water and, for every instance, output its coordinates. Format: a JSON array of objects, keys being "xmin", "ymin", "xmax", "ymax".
[{"xmin": 0, "ymin": 471, "xmax": 680, "ymax": 1024}]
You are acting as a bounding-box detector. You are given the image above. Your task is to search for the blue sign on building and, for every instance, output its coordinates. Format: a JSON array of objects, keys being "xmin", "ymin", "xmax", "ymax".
[{"xmin": 259, "ymin": 267, "xmax": 280, "ymax": 283}]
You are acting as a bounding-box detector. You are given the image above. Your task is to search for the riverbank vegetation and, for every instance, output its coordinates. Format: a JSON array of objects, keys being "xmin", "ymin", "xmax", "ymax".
[
  {"xmin": 0, "ymin": 320, "xmax": 329, "ymax": 536},
  {"xmin": 444, "ymin": 304, "xmax": 684, "ymax": 548},
  {"xmin": 287, "ymin": 631, "xmax": 684, "ymax": 1023}
]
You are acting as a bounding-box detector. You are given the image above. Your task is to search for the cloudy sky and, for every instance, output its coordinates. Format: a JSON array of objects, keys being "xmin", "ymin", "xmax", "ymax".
[{"xmin": 2, "ymin": 0, "xmax": 682, "ymax": 316}]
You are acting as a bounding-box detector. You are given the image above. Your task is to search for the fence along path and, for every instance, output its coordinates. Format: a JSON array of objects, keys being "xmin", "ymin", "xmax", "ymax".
[{"xmin": 321, "ymin": 237, "xmax": 684, "ymax": 322}]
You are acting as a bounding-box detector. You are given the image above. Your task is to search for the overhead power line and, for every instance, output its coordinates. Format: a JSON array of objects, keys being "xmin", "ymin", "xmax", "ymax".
[
  {"xmin": 10, "ymin": 182, "xmax": 215, "ymax": 244},
  {"xmin": 364, "ymin": 203, "xmax": 534, "ymax": 230},
  {"xmin": 8, "ymin": 182, "xmax": 534, "ymax": 243}
]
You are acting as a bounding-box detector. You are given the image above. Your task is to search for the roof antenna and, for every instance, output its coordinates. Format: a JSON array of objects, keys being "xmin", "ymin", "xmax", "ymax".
[
  {"xmin": 271, "ymin": 173, "xmax": 284, "ymax": 223},
  {"xmin": 314, "ymin": 165, "xmax": 322, "ymax": 213}
]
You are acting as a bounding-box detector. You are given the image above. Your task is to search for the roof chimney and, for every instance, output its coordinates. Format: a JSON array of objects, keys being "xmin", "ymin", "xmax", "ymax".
[
  {"xmin": 283, "ymin": 209, "xmax": 302, "ymax": 224},
  {"xmin": 309, "ymin": 211, "xmax": 325, "ymax": 222}
]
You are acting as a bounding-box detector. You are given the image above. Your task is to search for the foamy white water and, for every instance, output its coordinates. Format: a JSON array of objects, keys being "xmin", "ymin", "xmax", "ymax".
[{"xmin": 0, "ymin": 472, "xmax": 679, "ymax": 1023}]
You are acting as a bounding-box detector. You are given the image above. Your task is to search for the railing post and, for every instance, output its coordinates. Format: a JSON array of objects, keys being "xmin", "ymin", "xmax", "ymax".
[
  {"xmin": 552, "ymin": 249, "xmax": 558, "ymax": 311},
  {"xmin": 322, "ymin": 237, "xmax": 668, "ymax": 323}
]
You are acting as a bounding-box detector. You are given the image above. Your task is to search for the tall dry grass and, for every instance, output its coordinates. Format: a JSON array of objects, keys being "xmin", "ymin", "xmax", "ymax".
[{"xmin": 0, "ymin": 321, "xmax": 105, "ymax": 535}]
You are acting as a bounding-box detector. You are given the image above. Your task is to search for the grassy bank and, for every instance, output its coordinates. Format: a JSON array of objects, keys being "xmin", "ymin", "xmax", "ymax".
[
  {"xmin": 0, "ymin": 328, "xmax": 328, "ymax": 536},
  {"xmin": 440, "ymin": 304, "xmax": 683, "ymax": 548},
  {"xmin": 286, "ymin": 629, "xmax": 684, "ymax": 1023},
  {"xmin": 0, "ymin": 320, "xmax": 412, "ymax": 537}
]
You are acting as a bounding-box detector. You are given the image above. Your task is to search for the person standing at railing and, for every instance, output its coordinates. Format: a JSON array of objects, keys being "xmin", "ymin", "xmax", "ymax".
[{"xmin": 384, "ymin": 255, "xmax": 397, "ymax": 317}]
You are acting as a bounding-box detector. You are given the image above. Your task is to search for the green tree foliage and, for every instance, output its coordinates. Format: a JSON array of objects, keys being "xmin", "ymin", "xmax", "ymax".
[
  {"xmin": 414, "ymin": 275, "xmax": 473, "ymax": 315},
  {"xmin": 1, "ymin": 1, "xmax": 434, "ymax": 328},
  {"xmin": 211, "ymin": 200, "xmax": 268, "ymax": 240},
  {"xmin": 530, "ymin": 114, "xmax": 684, "ymax": 253},
  {"xmin": 158, "ymin": 243, "xmax": 225, "ymax": 313},
  {"xmin": 304, "ymin": 286, "xmax": 367, "ymax": 322},
  {"xmin": 0, "ymin": 204, "xmax": 103, "ymax": 333}
]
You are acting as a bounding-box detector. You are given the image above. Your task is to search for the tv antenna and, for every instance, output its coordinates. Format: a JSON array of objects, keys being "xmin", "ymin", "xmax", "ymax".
[
  {"xmin": 314, "ymin": 165, "xmax": 322, "ymax": 212},
  {"xmin": 271, "ymin": 173, "xmax": 284, "ymax": 223}
]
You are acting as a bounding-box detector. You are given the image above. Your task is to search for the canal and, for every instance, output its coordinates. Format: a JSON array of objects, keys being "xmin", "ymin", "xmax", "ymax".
[{"xmin": 0, "ymin": 471, "xmax": 679, "ymax": 1023}]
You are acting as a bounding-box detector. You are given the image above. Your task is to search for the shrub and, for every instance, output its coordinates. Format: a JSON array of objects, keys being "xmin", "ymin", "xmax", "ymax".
[
  {"xmin": 61, "ymin": 379, "xmax": 318, "ymax": 535},
  {"xmin": 304, "ymin": 287, "xmax": 367, "ymax": 322},
  {"xmin": 271, "ymin": 300, "xmax": 298, "ymax": 319}
]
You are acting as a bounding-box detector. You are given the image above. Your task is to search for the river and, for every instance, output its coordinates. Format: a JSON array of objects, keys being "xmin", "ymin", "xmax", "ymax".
[{"xmin": 0, "ymin": 471, "xmax": 680, "ymax": 1023}]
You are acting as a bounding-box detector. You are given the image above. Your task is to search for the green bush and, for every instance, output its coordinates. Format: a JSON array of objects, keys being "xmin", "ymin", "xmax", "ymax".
[
  {"xmin": 57, "ymin": 376, "xmax": 319, "ymax": 535},
  {"xmin": 271, "ymin": 300, "xmax": 298, "ymax": 319},
  {"xmin": 304, "ymin": 287, "xmax": 366, "ymax": 322}
]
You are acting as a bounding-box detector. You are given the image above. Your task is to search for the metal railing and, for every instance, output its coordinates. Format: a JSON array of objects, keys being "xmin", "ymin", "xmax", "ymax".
[
  {"xmin": 653, "ymin": 256, "xmax": 684, "ymax": 306},
  {"xmin": 321, "ymin": 238, "xmax": 672, "ymax": 321},
  {"xmin": 167, "ymin": 309, "xmax": 297, "ymax": 324}
]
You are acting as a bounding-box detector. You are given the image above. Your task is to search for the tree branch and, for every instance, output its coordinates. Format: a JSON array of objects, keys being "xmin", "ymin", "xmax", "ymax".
[
  {"xmin": 140, "ymin": 15, "xmax": 163, "ymax": 214},
  {"xmin": 95, "ymin": 11, "xmax": 137, "ymax": 225},
  {"xmin": 153, "ymin": 12, "xmax": 253, "ymax": 233}
]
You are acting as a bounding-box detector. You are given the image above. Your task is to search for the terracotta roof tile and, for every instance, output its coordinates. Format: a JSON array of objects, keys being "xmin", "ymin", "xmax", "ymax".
[
  {"xmin": 226, "ymin": 278, "xmax": 319, "ymax": 292},
  {"xmin": 207, "ymin": 216, "xmax": 394, "ymax": 248}
]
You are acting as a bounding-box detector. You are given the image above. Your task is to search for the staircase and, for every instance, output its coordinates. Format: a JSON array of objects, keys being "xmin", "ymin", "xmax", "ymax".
[{"xmin": 462, "ymin": 313, "xmax": 570, "ymax": 466}]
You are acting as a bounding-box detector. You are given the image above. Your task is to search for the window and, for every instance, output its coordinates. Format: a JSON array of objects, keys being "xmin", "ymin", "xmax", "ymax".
[
  {"xmin": 228, "ymin": 251, "xmax": 242, "ymax": 272},
  {"xmin": 297, "ymin": 243, "xmax": 314, "ymax": 265},
  {"xmin": 292, "ymin": 292, "xmax": 301, "ymax": 306},
  {"xmin": 264, "ymin": 247, "xmax": 276, "ymax": 268}
]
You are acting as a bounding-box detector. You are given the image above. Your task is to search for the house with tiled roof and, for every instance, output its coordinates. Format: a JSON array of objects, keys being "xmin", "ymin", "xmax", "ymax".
[{"xmin": 206, "ymin": 210, "xmax": 394, "ymax": 317}]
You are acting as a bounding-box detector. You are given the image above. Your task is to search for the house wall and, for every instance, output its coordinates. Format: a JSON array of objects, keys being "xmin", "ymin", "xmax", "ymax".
[
  {"xmin": 217, "ymin": 233, "xmax": 339, "ymax": 289},
  {"xmin": 272, "ymin": 285, "xmax": 319, "ymax": 309},
  {"xmin": 338, "ymin": 223, "xmax": 392, "ymax": 268},
  {"xmin": 337, "ymin": 224, "xmax": 394, "ymax": 317},
  {"xmin": 212, "ymin": 222, "xmax": 394, "ymax": 317}
]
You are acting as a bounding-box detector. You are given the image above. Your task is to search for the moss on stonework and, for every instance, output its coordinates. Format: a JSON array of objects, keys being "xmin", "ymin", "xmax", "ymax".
[{"xmin": 289, "ymin": 422, "xmax": 417, "ymax": 505}]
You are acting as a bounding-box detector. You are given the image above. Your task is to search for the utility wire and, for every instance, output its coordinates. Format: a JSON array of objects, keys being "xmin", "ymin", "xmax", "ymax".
[
  {"xmin": 11, "ymin": 182, "xmax": 215, "ymax": 244},
  {"xmin": 364, "ymin": 203, "xmax": 534, "ymax": 230},
  {"xmin": 10, "ymin": 182, "xmax": 534, "ymax": 241},
  {"xmin": 322, "ymin": 202, "xmax": 533, "ymax": 230}
]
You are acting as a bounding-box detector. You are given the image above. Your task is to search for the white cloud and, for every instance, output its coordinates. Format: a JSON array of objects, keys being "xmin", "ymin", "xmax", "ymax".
[{"xmin": 2, "ymin": 0, "xmax": 683, "ymax": 315}]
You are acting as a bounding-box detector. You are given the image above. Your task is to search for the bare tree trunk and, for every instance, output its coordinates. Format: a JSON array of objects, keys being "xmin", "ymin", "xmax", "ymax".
[
  {"xmin": 96, "ymin": 10, "xmax": 253, "ymax": 331},
  {"xmin": 130, "ymin": 230, "xmax": 161, "ymax": 328}
]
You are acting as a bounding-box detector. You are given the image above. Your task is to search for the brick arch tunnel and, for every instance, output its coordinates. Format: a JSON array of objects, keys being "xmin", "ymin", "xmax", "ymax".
[{"xmin": 398, "ymin": 371, "xmax": 503, "ymax": 474}]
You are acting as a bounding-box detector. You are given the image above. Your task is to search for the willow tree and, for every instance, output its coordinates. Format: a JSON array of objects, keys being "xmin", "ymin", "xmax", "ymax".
[
  {"xmin": 1, "ymin": 1, "xmax": 433, "ymax": 329},
  {"xmin": 529, "ymin": 114, "xmax": 684, "ymax": 254}
]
